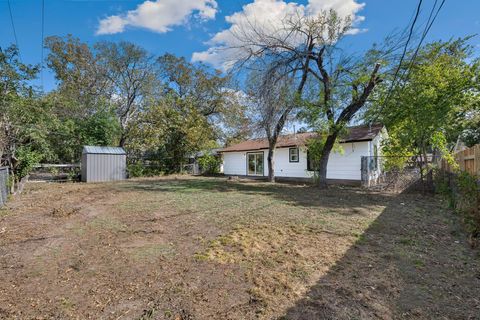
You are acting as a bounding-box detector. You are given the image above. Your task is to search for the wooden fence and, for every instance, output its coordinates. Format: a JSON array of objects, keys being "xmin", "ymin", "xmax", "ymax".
[{"xmin": 441, "ymin": 144, "xmax": 480, "ymax": 176}]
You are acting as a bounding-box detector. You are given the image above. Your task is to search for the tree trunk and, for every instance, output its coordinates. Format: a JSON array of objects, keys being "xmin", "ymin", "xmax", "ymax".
[
  {"xmin": 267, "ymin": 145, "xmax": 275, "ymax": 183},
  {"xmin": 118, "ymin": 133, "xmax": 126, "ymax": 148},
  {"xmin": 317, "ymin": 134, "xmax": 337, "ymax": 189}
]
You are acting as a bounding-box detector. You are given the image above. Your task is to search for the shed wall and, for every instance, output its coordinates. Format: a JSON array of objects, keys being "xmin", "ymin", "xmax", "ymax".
[{"xmin": 83, "ymin": 154, "xmax": 126, "ymax": 182}]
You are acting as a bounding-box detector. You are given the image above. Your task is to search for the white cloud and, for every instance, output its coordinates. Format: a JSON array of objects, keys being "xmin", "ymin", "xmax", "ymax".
[
  {"xmin": 192, "ymin": 0, "xmax": 366, "ymax": 70},
  {"xmin": 96, "ymin": 0, "xmax": 218, "ymax": 35}
]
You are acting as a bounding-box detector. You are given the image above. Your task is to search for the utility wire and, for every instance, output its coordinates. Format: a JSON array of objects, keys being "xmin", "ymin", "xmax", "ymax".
[
  {"xmin": 7, "ymin": 0, "xmax": 22, "ymax": 61},
  {"xmin": 401, "ymin": 0, "xmax": 446, "ymax": 81},
  {"xmin": 371, "ymin": 0, "xmax": 446, "ymax": 125},
  {"xmin": 372, "ymin": 0, "xmax": 423, "ymax": 124}
]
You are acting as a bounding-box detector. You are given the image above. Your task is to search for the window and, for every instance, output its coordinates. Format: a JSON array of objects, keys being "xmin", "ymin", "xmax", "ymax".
[
  {"xmin": 289, "ymin": 147, "xmax": 299, "ymax": 162},
  {"xmin": 307, "ymin": 150, "xmax": 318, "ymax": 171}
]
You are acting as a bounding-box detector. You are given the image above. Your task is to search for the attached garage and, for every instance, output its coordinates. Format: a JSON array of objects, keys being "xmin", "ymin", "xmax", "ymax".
[{"xmin": 81, "ymin": 146, "xmax": 127, "ymax": 182}]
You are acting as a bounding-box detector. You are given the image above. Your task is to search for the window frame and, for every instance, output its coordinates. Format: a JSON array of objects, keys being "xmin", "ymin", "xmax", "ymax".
[{"xmin": 289, "ymin": 147, "xmax": 299, "ymax": 163}]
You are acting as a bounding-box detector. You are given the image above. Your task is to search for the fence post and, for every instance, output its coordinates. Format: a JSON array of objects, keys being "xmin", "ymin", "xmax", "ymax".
[
  {"xmin": 0, "ymin": 167, "xmax": 9, "ymax": 208},
  {"xmin": 361, "ymin": 156, "xmax": 369, "ymax": 187}
]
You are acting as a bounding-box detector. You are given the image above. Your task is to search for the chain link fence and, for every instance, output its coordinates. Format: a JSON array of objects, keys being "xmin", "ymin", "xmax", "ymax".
[
  {"xmin": 362, "ymin": 156, "xmax": 440, "ymax": 193},
  {"xmin": 0, "ymin": 167, "xmax": 9, "ymax": 207}
]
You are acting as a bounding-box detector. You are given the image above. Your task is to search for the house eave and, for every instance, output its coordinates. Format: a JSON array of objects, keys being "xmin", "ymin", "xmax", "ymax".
[{"xmin": 219, "ymin": 138, "xmax": 375, "ymax": 153}]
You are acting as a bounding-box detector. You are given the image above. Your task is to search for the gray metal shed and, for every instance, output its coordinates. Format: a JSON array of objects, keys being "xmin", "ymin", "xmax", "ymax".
[{"xmin": 81, "ymin": 146, "xmax": 127, "ymax": 182}]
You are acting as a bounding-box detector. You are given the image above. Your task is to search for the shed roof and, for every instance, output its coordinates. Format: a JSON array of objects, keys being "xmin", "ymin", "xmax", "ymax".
[
  {"xmin": 82, "ymin": 146, "xmax": 126, "ymax": 155},
  {"xmin": 220, "ymin": 124, "xmax": 384, "ymax": 153}
]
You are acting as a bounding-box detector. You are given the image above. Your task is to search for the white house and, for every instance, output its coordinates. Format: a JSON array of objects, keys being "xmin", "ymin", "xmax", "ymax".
[{"xmin": 219, "ymin": 124, "xmax": 387, "ymax": 185}]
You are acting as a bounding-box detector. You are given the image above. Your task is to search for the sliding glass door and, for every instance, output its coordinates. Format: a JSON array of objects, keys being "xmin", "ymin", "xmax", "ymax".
[{"xmin": 247, "ymin": 152, "xmax": 264, "ymax": 176}]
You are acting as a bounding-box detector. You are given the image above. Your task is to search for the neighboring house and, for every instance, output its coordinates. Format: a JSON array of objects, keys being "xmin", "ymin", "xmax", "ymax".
[{"xmin": 219, "ymin": 124, "xmax": 387, "ymax": 185}]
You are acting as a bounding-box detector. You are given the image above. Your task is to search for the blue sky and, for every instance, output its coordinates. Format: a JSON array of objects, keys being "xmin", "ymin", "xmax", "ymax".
[{"xmin": 1, "ymin": 0, "xmax": 479, "ymax": 92}]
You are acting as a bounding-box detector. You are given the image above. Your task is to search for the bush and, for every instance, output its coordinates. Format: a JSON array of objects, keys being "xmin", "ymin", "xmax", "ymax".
[
  {"xmin": 197, "ymin": 154, "xmax": 221, "ymax": 175},
  {"xmin": 456, "ymin": 172, "xmax": 480, "ymax": 235},
  {"xmin": 128, "ymin": 162, "xmax": 145, "ymax": 178},
  {"xmin": 127, "ymin": 162, "xmax": 164, "ymax": 178},
  {"xmin": 435, "ymin": 170, "xmax": 480, "ymax": 236}
]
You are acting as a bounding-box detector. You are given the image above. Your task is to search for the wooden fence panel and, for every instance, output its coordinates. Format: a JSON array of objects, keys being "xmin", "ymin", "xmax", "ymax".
[{"xmin": 443, "ymin": 145, "xmax": 480, "ymax": 176}]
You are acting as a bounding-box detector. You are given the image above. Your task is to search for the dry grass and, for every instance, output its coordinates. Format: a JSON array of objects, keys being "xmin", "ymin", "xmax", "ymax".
[{"xmin": 0, "ymin": 176, "xmax": 479, "ymax": 319}]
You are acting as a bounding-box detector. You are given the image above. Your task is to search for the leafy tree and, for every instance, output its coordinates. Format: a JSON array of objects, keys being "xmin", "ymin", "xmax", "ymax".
[
  {"xmin": 45, "ymin": 35, "xmax": 112, "ymax": 118},
  {"xmin": 127, "ymin": 95, "xmax": 216, "ymax": 173},
  {"xmin": 368, "ymin": 38, "xmax": 478, "ymax": 163},
  {"xmin": 95, "ymin": 41, "xmax": 158, "ymax": 147},
  {"xmin": 0, "ymin": 45, "xmax": 51, "ymax": 192}
]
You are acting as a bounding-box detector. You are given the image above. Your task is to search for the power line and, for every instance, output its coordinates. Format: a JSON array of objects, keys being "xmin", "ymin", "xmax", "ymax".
[
  {"xmin": 7, "ymin": 0, "xmax": 21, "ymax": 61},
  {"xmin": 377, "ymin": 0, "xmax": 423, "ymax": 114},
  {"xmin": 371, "ymin": 0, "xmax": 447, "ymax": 125},
  {"xmin": 401, "ymin": 0, "xmax": 446, "ymax": 81}
]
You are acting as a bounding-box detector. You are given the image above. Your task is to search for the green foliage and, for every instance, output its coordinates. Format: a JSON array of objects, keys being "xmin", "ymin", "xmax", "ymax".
[
  {"xmin": 127, "ymin": 162, "xmax": 163, "ymax": 178},
  {"xmin": 456, "ymin": 172, "xmax": 480, "ymax": 234},
  {"xmin": 127, "ymin": 162, "xmax": 145, "ymax": 178},
  {"xmin": 305, "ymin": 129, "xmax": 344, "ymax": 165},
  {"xmin": 367, "ymin": 38, "xmax": 478, "ymax": 163},
  {"xmin": 15, "ymin": 147, "xmax": 42, "ymax": 179},
  {"xmin": 127, "ymin": 95, "xmax": 217, "ymax": 173},
  {"xmin": 435, "ymin": 170, "xmax": 480, "ymax": 236},
  {"xmin": 197, "ymin": 154, "xmax": 222, "ymax": 175}
]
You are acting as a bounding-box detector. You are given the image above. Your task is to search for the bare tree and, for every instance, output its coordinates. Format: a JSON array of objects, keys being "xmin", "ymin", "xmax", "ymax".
[
  {"xmin": 247, "ymin": 67, "xmax": 299, "ymax": 182},
  {"xmin": 230, "ymin": 9, "xmax": 382, "ymax": 187}
]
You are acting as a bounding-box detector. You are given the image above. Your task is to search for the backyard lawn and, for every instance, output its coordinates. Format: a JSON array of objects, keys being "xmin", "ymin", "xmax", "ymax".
[{"xmin": 0, "ymin": 176, "xmax": 479, "ymax": 319}]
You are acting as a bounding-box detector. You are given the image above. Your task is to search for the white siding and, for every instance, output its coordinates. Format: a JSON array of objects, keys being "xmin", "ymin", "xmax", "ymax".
[
  {"xmin": 273, "ymin": 147, "xmax": 308, "ymax": 178},
  {"xmin": 223, "ymin": 152, "xmax": 248, "ymax": 176},
  {"xmin": 326, "ymin": 142, "xmax": 369, "ymax": 180},
  {"xmin": 222, "ymin": 141, "xmax": 372, "ymax": 181}
]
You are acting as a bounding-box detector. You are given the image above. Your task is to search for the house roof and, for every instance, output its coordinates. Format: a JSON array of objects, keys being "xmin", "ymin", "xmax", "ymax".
[
  {"xmin": 220, "ymin": 124, "xmax": 384, "ymax": 153},
  {"xmin": 82, "ymin": 146, "xmax": 126, "ymax": 155}
]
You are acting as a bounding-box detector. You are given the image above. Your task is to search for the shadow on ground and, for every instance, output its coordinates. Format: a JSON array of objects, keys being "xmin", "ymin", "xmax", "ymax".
[{"xmin": 279, "ymin": 191, "xmax": 480, "ymax": 320}]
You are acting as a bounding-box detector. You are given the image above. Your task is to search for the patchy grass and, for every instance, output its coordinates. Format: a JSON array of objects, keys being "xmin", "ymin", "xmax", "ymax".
[{"xmin": 0, "ymin": 176, "xmax": 479, "ymax": 319}]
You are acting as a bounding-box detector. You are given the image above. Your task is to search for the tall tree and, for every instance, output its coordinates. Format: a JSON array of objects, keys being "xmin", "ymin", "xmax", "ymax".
[
  {"xmin": 45, "ymin": 35, "xmax": 111, "ymax": 118},
  {"xmin": 247, "ymin": 67, "xmax": 297, "ymax": 182},
  {"xmin": 367, "ymin": 38, "xmax": 478, "ymax": 163},
  {"xmin": 0, "ymin": 45, "xmax": 53, "ymax": 192},
  {"xmin": 230, "ymin": 9, "xmax": 382, "ymax": 187},
  {"xmin": 157, "ymin": 54, "xmax": 251, "ymax": 144},
  {"xmin": 95, "ymin": 41, "xmax": 158, "ymax": 147}
]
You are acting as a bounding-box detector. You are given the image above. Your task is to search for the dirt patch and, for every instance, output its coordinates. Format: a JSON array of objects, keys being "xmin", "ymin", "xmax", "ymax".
[{"xmin": 0, "ymin": 177, "xmax": 479, "ymax": 319}]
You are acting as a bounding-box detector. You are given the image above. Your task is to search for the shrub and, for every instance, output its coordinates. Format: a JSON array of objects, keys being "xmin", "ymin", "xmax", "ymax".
[
  {"xmin": 197, "ymin": 154, "xmax": 221, "ymax": 175},
  {"xmin": 127, "ymin": 162, "xmax": 164, "ymax": 178},
  {"xmin": 456, "ymin": 172, "xmax": 480, "ymax": 235},
  {"xmin": 128, "ymin": 162, "xmax": 145, "ymax": 178},
  {"xmin": 435, "ymin": 169, "xmax": 480, "ymax": 237}
]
